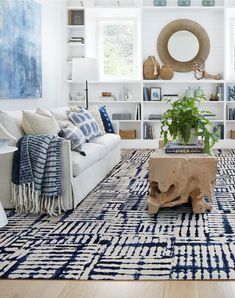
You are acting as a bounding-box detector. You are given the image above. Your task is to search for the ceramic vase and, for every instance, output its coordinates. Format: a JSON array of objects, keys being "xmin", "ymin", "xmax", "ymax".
[
  {"xmin": 159, "ymin": 65, "xmax": 174, "ymax": 80},
  {"xmin": 195, "ymin": 87, "xmax": 204, "ymax": 98},
  {"xmin": 202, "ymin": 0, "xmax": 215, "ymax": 6},
  {"xmin": 153, "ymin": 0, "xmax": 167, "ymax": 6},
  {"xmin": 185, "ymin": 87, "xmax": 194, "ymax": 98},
  {"xmin": 178, "ymin": 0, "xmax": 191, "ymax": 6}
]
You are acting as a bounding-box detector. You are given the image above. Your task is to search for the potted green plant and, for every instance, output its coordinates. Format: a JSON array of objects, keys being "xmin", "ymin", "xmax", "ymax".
[{"xmin": 160, "ymin": 96, "xmax": 218, "ymax": 154}]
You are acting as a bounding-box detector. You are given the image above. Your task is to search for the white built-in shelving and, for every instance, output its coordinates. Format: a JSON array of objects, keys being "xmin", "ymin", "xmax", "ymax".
[{"xmin": 63, "ymin": 0, "xmax": 235, "ymax": 147}]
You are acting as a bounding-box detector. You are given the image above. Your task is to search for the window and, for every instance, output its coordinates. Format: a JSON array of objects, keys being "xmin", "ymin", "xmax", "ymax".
[{"xmin": 99, "ymin": 19, "xmax": 138, "ymax": 80}]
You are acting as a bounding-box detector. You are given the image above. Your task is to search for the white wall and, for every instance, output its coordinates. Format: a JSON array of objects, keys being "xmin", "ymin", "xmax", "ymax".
[
  {"xmin": 0, "ymin": 0, "xmax": 62, "ymax": 111},
  {"xmin": 142, "ymin": 8, "xmax": 224, "ymax": 81}
]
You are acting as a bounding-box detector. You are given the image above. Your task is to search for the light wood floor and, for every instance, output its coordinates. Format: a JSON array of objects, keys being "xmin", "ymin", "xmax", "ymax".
[{"xmin": 0, "ymin": 281, "xmax": 235, "ymax": 298}]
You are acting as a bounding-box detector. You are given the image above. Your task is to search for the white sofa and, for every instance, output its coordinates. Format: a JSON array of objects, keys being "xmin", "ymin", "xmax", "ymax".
[{"xmin": 0, "ymin": 108, "xmax": 121, "ymax": 210}]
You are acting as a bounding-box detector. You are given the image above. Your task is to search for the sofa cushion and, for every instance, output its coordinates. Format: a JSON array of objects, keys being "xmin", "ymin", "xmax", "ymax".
[
  {"xmin": 72, "ymin": 143, "xmax": 107, "ymax": 177},
  {"xmin": 22, "ymin": 109, "xmax": 60, "ymax": 135},
  {"xmin": 0, "ymin": 110, "xmax": 24, "ymax": 139},
  {"xmin": 90, "ymin": 133, "xmax": 121, "ymax": 151},
  {"xmin": 68, "ymin": 109, "xmax": 102, "ymax": 141}
]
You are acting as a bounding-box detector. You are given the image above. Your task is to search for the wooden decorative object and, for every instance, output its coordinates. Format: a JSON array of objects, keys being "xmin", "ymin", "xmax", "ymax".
[
  {"xmin": 148, "ymin": 150, "xmax": 217, "ymax": 214},
  {"xmin": 159, "ymin": 65, "xmax": 174, "ymax": 80},
  {"xmin": 143, "ymin": 56, "xmax": 160, "ymax": 80},
  {"xmin": 119, "ymin": 130, "xmax": 136, "ymax": 139},
  {"xmin": 102, "ymin": 92, "xmax": 112, "ymax": 97},
  {"xmin": 157, "ymin": 19, "xmax": 210, "ymax": 72}
]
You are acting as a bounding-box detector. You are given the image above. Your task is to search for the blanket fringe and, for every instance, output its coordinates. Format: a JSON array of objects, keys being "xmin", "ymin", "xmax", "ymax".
[{"xmin": 11, "ymin": 183, "xmax": 65, "ymax": 216}]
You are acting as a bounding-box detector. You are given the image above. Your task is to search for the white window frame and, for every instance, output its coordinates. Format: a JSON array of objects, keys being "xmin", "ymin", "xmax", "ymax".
[{"xmin": 98, "ymin": 17, "xmax": 139, "ymax": 81}]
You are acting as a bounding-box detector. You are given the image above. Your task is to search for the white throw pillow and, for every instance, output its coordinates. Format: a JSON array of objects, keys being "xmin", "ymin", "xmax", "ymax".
[
  {"xmin": 22, "ymin": 109, "xmax": 60, "ymax": 135},
  {"xmin": 70, "ymin": 105, "xmax": 105, "ymax": 135},
  {"xmin": 0, "ymin": 110, "xmax": 24, "ymax": 139},
  {"xmin": 50, "ymin": 107, "xmax": 75, "ymax": 129}
]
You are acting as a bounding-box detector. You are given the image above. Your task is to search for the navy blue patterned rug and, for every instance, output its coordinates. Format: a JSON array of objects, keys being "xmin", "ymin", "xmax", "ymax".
[{"xmin": 1, "ymin": 149, "xmax": 235, "ymax": 280}]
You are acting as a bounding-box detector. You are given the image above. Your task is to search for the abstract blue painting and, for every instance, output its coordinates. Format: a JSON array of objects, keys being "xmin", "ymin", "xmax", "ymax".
[{"xmin": 0, "ymin": 0, "xmax": 42, "ymax": 99}]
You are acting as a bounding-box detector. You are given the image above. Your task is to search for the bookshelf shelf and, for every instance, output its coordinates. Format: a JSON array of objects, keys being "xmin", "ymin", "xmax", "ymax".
[
  {"xmin": 66, "ymin": 6, "xmax": 84, "ymax": 10},
  {"xmin": 142, "ymin": 6, "xmax": 224, "ymax": 10},
  {"xmin": 143, "ymin": 80, "xmax": 225, "ymax": 84},
  {"xmin": 68, "ymin": 100, "xmax": 141, "ymax": 104},
  {"xmin": 67, "ymin": 25, "xmax": 85, "ymax": 29},
  {"xmin": 67, "ymin": 43, "xmax": 85, "ymax": 47}
]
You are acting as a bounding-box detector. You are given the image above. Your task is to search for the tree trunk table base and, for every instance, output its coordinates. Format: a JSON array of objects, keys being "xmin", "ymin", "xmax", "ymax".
[{"xmin": 148, "ymin": 150, "xmax": 217, "ymax": 214}]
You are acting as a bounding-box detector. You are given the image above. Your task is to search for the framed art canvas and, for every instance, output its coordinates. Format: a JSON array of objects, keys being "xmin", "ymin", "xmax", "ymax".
[
  {"xmin": 150, "ymin": 87, "xmax": 161, "ymax": 101},
  {"xmin": 0, "ymin": 0, "xmax": 42, "ymax": 99}
]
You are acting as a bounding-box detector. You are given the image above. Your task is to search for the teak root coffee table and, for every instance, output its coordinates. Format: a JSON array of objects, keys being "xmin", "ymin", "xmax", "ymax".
[{"xmin": 148, "ymin": 150, "xmax": 217, "ymax": 214}]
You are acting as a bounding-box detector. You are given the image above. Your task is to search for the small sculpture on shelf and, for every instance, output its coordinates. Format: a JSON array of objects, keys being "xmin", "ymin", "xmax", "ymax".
[
  {"xmin": 209, "ymin": 94, "xmax": 219, "ymax": 101},
  {"xmin": 194, "ymin": 60, "xmax": 223, "ymax": 81},
  {"xmin": 100, "ymin": 92, "xmax": 117, "ymax": 101},
  {"xmin": 118, "ymin": 86, "xmax": 134, "ymax": 101}
]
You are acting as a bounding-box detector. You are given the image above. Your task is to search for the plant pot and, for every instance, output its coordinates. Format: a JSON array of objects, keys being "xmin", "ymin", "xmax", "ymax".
[
  {"xmin": 143, "ymin": 56, "xmax": 160, "ymax": 80},
  {"xmin": 177, "ymin": 128, "xmax": 198, "ymax": 145},
  {"xmin": 159, "ymin": 65, "xmax": 174, "ymax": 80}
]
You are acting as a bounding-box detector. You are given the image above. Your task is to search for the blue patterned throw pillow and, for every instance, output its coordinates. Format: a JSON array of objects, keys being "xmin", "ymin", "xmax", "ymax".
[
  {"xmin": 99, "ymin": 106, "xmax": 114, "ymax": 133},
  {"xmin": 68, "ymin": 108, "xmax": 102, "ymax": 141},
  {"xmin": 58, "ymin": 126, "xmax": 86, "ymax": 154}
]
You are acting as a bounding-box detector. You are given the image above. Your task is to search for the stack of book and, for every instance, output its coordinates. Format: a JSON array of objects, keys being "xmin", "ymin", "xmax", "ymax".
[
  {"xmin": 165, "ymin": 141, "xmax": 205, "ymax": 154},
  {"xmin": 112, "ymin": 113, "xmax": 132, "ymax": 120},
  {"xmin": 148, "ymin": 114, "xmax": 163, "ymax": 120},
  {"xmin": 68, "ymin": 37, "xmax": 84, "ymax": 44},
  {"xmin": 143, "ymin": 123, "xmax": 155, "ymax": 139},
  {"xmin": 228, "ymin": 108, "xmax": 235, "ymax": 120},
  {"xmin": 143, "ymin": 87, "xmax": 150, "ymax": 101}
]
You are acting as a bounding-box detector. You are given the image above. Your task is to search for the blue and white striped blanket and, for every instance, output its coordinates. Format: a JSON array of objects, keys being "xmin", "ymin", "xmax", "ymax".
[{"xmin": 12, "ymin": 135, "xmax": 64, "ymax": 216}]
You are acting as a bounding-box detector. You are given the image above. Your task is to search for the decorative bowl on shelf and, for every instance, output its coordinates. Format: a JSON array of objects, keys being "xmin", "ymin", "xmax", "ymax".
[{"xmin": 0, "ymin": 139, "xmax": 10, "ymax": 149}]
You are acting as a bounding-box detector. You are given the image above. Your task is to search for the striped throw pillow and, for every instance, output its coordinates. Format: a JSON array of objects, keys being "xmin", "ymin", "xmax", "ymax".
[
  {"xmin": 68, "ymin": 108, "xmax": 102, "ymax": 141},
  {"xmin": 58, "ymin": 126, "xmax": 86, "ymax": 152}
]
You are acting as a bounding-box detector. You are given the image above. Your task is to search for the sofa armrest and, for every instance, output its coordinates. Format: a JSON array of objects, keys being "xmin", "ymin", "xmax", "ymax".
[
  {"xmin": 0, "ymin": 123, "xmax": 17, "ymax": 145},
  {"xmin": 112, "ymin": 121, "xmax": 119, "ymax": 135},
  {"xmin": 61, "ymin": 139, "xmax": 74, "ymax": 210}
]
